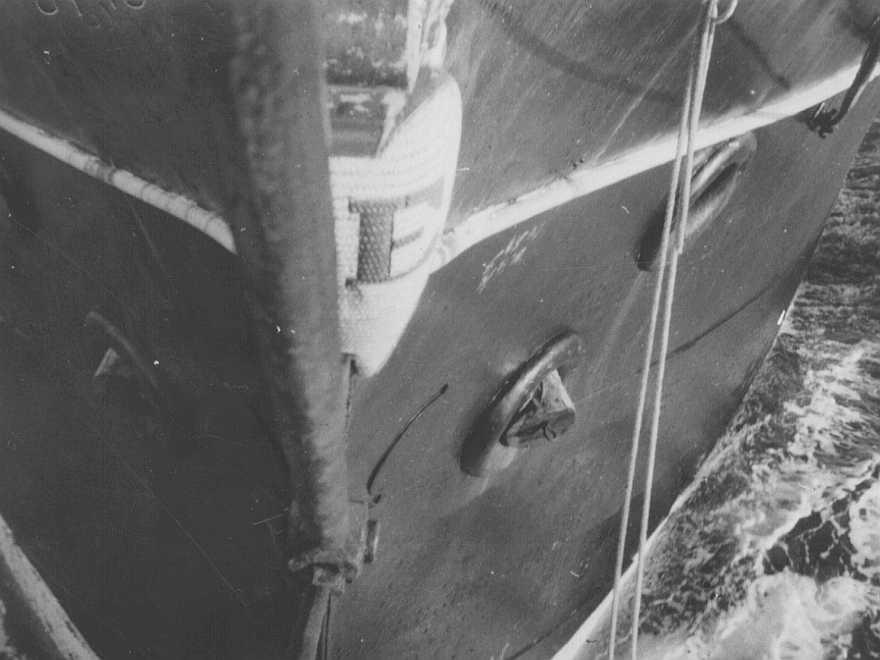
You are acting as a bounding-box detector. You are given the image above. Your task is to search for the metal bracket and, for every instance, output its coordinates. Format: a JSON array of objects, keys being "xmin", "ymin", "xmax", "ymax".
[
  {"xmin": 805, "ymin": 16, "xmax": 880, "ymax": 138},
  {"xmin": 288, "ymin": 500, "xmax": 380, "ymax": 594}
]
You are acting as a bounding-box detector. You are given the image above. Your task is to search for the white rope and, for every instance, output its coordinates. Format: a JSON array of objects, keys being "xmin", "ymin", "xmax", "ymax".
[
  {"xmin": 606, "ymin": 32, "xmax": 695, "ymax": 660},
  {"xmin": 608, "ymin": 1, "xmax": 728, "ymax": 657},
  {"xmin": 630, "ymin": 5, "xmax": 721, "ymax": 655}
]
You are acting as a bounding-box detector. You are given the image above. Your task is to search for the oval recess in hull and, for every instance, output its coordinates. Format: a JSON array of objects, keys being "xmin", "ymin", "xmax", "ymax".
[{"xmin": 0, "ymin": 2, "xmax": 879, "ymax": 658}]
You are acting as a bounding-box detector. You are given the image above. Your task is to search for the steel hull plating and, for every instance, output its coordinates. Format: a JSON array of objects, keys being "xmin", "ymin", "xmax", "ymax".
[
  {"xmin": 0, "ymin": 1, "xmax": 880, "ymax": 658},
  {"xmin": 1, "ymin": 92, "xmax": 878, "ymax": 657}
]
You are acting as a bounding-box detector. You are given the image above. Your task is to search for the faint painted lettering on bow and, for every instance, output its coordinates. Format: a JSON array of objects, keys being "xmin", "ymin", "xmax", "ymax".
[{"xmin": 478, "ymin": 226, "xmax": 542, "ymax": 293}]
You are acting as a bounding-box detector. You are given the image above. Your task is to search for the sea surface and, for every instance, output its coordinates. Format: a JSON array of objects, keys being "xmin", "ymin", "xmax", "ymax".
[{"xmin": 561, "ymin": 121, "xmax": 880, "ymax": 659}]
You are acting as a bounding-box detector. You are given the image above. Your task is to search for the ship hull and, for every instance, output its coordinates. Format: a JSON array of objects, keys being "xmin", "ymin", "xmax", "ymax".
[
  {"xmin": 333, "ymin": 88, "xmax": 880, "ymax": 658},
  {"xmin": 1, "ymin": 1, "xmax": 880, "ymax": 658},
  {"xmin": 1, "ymin": 87, "xmax": 879, "ymax": 657}
]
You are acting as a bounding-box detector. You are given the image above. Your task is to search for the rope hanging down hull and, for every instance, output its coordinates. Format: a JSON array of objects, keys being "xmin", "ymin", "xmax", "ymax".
[{"xmin": 0, "ymin": 1, "xmax": 879, "ymax": 658}]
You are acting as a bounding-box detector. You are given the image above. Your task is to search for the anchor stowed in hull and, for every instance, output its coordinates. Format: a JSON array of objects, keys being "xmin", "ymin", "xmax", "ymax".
[{"xmin": 0, "ymin": 1, "xmax": 879, "ymax": 658}]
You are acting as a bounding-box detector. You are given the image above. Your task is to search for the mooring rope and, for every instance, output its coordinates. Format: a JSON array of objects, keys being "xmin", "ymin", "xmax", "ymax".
[
  {"xmin": 608, "ymin": 1, "xmax": 735, "ymax": 657},
  {"xmin": 606, "ymin": 34, "xmax": 694, "ymax": 660}
]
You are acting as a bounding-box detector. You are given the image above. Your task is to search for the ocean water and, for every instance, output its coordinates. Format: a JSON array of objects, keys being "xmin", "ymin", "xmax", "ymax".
[{"xmin": 560, "ymin": 122, "xmax": 880, "ymax": 659}]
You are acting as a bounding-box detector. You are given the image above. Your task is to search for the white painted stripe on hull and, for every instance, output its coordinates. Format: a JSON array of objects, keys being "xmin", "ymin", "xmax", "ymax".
[
  {"xmin": 554, "ymin": 519, "xmax": 672, "ymax": 660},
  {"xmin": 433, "ymin": 62, "xmax": 880, "ymax": 269},
  {"xmin": 0, "ymin": 109, "xmax": 235, "ymax": 253},
  {"xmin": 0, "ymin": 61, "xmax": 874, "ymax": 267},
  {"xmin": 0, "ymin": 513, "xmax": 100, "ymax": 659},
  {"xmin": 552, "ymin": 392, "xmax": 753, "ymax": 660}
]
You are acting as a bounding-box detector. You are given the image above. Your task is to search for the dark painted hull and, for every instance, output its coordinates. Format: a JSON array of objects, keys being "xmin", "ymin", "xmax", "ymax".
[
  {"xmin": 0, "ymin": 1, "xmax": 875, "ymax": 222},
  {"xmin": 0, "ymin": 2, "xmax": 879, "ymax": 659},
  {"xmin": 446, "ymin": 0, "xmax": 880, "ymax": 219},
  {"xmin": 333, "ymin": 94, "xmax": 880, "ymax": 658}
]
